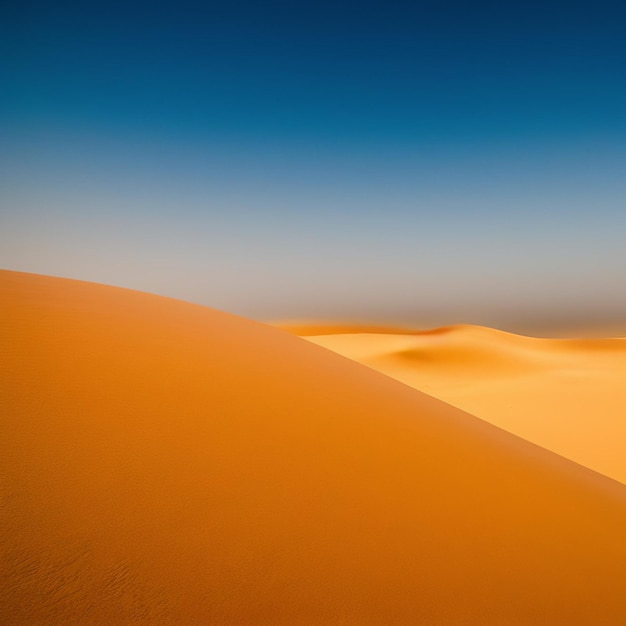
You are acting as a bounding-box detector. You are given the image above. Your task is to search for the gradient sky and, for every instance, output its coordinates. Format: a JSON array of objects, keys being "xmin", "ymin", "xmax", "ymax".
[{"xmin": 2, "ymin": 0, "xmax": 626, "ymax": 333}]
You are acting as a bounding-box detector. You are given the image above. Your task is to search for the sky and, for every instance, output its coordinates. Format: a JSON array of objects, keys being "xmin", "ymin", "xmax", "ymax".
[{"xmin": 2, "ymin": 0, "xmax": 626, "ymax": 333}]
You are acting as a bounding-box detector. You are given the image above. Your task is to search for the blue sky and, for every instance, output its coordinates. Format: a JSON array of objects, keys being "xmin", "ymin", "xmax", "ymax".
[{"xmin": 2, "ymin": 0, "xmax": 626, "ymax": 332}]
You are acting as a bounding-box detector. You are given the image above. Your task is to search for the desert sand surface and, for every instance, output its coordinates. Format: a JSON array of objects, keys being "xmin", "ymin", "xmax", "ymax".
[
  {"xmin": 293, "ymin": 324, "xmax": 626, "ymax": 484},
  {"xmin": 3, "ymin": 270, "xmax": 626, "ymax": 624}
]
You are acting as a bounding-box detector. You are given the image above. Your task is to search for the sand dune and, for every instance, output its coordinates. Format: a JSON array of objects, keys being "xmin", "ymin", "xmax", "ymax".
[
  {"xmin": 2, "ymin": 270, "xmax": 626, "ymax": 624},
  {"xmin": 295, "ymin": 324, "xmax": 626, "ymax": 484}
]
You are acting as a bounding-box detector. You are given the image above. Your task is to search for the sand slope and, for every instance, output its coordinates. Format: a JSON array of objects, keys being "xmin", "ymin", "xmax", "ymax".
[
  {"xmin": 297, "ymin": 324, "xmax": 626, "ymax": 484},
  {"xmin": 2, "ymin": 271, "xmax": 626, "ymax": 624}
]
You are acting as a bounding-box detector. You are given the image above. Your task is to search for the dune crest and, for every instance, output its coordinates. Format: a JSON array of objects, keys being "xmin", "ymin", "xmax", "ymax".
[
  {"xmin": 292, "ymin": 324, "xmax": 626, "ymax": 484},
  {"xmin": 3, "ymin": 271, "xmax": 626, "ymax": 624}
]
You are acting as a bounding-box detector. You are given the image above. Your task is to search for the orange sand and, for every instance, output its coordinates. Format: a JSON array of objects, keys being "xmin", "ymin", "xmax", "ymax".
[
  {"xmin": 295, "ymin": 324, "xmax": 626, "ymax": 484},
  {"xmin": 2, "ymin": 270, "xmax": 626, "ymax": 624}
]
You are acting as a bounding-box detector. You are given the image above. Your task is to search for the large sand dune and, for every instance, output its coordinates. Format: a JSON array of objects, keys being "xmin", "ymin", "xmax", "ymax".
[
  {"xmin": 2, "ymin": 270, "xmax": 626, "ymax": 624},
  {"xmin": 295, "ymin": 324, "xmax": 626, "ymax": 484}
]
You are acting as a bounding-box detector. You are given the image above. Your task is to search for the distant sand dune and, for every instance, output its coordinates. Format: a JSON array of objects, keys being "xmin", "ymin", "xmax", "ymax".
[
  {"xmin": 292, "ymin": 324, "xmax": 626, "ymax": 484},
  {"xmin": 3, "ymin": 271, "xmax": 626, "ymax": 624}
]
